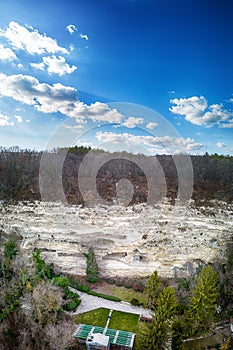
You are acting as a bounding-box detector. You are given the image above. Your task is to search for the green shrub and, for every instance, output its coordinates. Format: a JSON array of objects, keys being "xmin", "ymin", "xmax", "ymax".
[
  {"xmin": 64, "ymin": 299, "xmax": 78, "ymax": 311},
  {"xmin": 130, "ymin": 298, "xmax": 140, "ymax": 306},
  {"xmin": 54, "ymin": 276, "xmax": 70, "ymax": 288},
  {"xmin": 4, "ymin": 241, "xmax": 17, "ymax": 260}
]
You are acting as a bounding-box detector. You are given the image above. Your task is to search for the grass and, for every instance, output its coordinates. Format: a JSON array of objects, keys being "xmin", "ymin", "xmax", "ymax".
[
  {"xmin": 73, "ymin": 306, "xmax": 148, "ymax": 350},
  {"xmin": 74, "ymin": 308, "xmax": 110, "ymax": 327},
  {"xmin": 109, "ymin": 310, "xmax": 140, "ymax": 333},
  {"xmin": 93, "ymin": 282, "xmax": 146, "ymax": 304}
]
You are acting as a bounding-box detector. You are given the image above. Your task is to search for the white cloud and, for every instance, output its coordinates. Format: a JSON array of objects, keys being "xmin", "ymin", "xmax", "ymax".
[
  {"xmin": 170, "ymin": 95, "xmax": 232, "ymax": 127},
  {"xmin": 219, "ymin": 120, "xmax": 233, "ymax": 128},
  {"xmin": 0, "ymin": 72, "xmax": 77, "ymax": 113},
  {"xmin": 66, "ymin": 24, "xmax": 77, "ymax": 35},
  {"xmin": 146, "ymin": 122, "xmax": 158, "ymax": 129},
  {"xmin": 217, "ymin": 142, "xmax": 226, "ymax": 148},
  {"xmin": 95, "ymin": 131, "xmax": 203, "ymax": 154},
  {"xmin": 0, "ymin": 44, "xmax": 17, "ymax": 61},
  {"xmin": 14, "ymin": 115, "xmax": 23, "ymax": 123},
  {"xmin": 0, "ymin": 112, "xmax": 14, "ymax": 126},
  {"xmin": 31, "ymin": 55, "xmax": 77, "ymax": 76},
  {"xmin": 0, "ymin": 73, "xmax": 124, "ymax": 123},
  {"xmin": 0, "ymin": 21, "xmax": 68, "ymax": 55},
  {"xmin": 74, "ymin": 102, "xmax": 123, "ymax": 123},
  {"xmin": 79, "ymin": 33, "xmax": 89, "ymax": 41},
  {"xmin": 121, "ymin": 116, "xmax": 144, "ymax": 128}
]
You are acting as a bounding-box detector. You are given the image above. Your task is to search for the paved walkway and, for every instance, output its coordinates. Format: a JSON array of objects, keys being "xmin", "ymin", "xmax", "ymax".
[{"xmin": 69, "ymin": 287, "xmax": 153, "ymax": 319}]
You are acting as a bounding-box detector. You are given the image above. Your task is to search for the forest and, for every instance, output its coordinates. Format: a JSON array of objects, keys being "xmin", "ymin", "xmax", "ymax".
[{"xmin": 0, "ymin": 146, "xmax": 233, "ymax": 205}]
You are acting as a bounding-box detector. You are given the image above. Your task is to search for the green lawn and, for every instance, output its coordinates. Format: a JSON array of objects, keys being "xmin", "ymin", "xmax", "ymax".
[
  {"xmin": 109, "ymin": 310, "xmax": 139, "ymax": 333},
  {"xmin": 74, "ymin": 308, "xmax": 110, "ymax": 327},
  {"xmin": 73, "ymin": 307, "xmax": 148, "ymax": 349},
  {"xmin": 93, "ymin": 283, "xmax": 146, "ymax": 304}
]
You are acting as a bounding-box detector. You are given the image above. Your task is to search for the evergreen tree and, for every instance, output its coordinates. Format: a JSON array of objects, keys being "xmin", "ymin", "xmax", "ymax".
[
  {"xmin": 141, "ymin": 285, "xmax": 178, "ymax": 350},
  {"xmin": 85, "ymin": 247, "xmax": 99, "ymax": 283},
  {"xmin": 185, "ymin": 265, "xmax": 218, "ymax": 336},
  {"xmin": 145, "ymin": 270, "xmax": 160, "ymax": 309}
]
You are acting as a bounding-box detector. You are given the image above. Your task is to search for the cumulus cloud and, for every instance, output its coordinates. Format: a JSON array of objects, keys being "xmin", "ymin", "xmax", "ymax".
[
  {"xmin": 146, "ymin": 122, "xmax": 158, "ymax": 129},
  {"xmin": 0, "ymin": 73, "xmax": 78, "ymax": 113},
  {"xmin": 95, "ymin": 131, "xmax": 203, "ymax": 154},
  {"xmin": 73, "ymin": 102, "xmax": 124, "ymax": 123},
  {"xmin": 170, "ymin": 95, "xmax": 232, "ymax": 127},
  {"xmin": 0, "ymin": 112, "xmax": 14, "ymax": 126},
  {"xmin": 31, "ymin": 55, "xmax": 77, "ymax": 76},
  {"xmin": 0, "ymin": 73, "xmax": 124, "ymax": 123},
  {"xmin": 0, "ymin": 44, "xmax": 17, "ymax": 61},
  {"xmin": 66, "ymin": 24, "xmax": 77, "ymax": 35},
  {"xmin": 121, "ymin": 117, "xmax": 144, "ymax": 128},
  {"xmin": 14, "ymin": 115, "xmax": 23, "ymax": 123},
  {"xmin": 0, "ymin": 21, "xmax": 68, "ymax": 55},
  {"xmin": 79, "ymin": 33, "xmax": 89, "ymax": 41}
]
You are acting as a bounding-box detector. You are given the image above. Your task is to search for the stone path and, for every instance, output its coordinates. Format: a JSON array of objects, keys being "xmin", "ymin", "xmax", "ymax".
[{"xmin": 69, "ymin": 288, "xmax": 153, "ymax": 319}]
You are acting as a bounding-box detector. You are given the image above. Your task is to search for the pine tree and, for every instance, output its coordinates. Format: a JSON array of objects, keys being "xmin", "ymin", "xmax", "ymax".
[
  {"xmin": 145, "ymin": 270, "xmax": 160, "ymax": 309},
  {"xmin": 185, "ymin": 265, "xmax": 218, "ymax": 336},
  {"xmin": 157, "ymin": 286, "xmax": 178, "ymax": 319},
  {"xmin": 141, "ymin": 285, "xmax": 178, "ymax": 349}
]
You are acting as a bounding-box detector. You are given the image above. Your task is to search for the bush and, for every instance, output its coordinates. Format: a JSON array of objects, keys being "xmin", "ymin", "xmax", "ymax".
[
  {"xmin": 133, "ymin": 282, "xmax": 144, "ymax": 292},
  {"xmin": 130, "ymin": 298, "xmax": 140, "ymax": 306},
  {"xmin": 4, "ymin": 240, "xmax": 17, "ymax": 260},
  {"xmin": 54, "ymin": 276, "xmax": 70, "ymax": 288},
  {"xmin": 64, "ymin": 299, "xmax": 78, "ymax": 311}
]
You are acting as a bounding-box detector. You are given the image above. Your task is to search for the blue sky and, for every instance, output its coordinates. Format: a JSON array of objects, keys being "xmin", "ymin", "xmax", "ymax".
[{"xmin": 0, "ymin": 0, "xmax": 232, "ymax": 154}]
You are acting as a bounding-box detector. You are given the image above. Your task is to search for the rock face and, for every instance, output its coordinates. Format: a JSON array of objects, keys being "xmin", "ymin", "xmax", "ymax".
[{"xmin": 0, "ymin": 200, "xmax": 232, "ymax": 278}]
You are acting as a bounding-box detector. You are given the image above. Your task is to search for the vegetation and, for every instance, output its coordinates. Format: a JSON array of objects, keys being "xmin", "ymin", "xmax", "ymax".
[
  {"xmin": 0, "ymin": 241, "xmax": 79, "ymax": 349},
  {"xmin": 141, "ymin": 286, "xmax": 178, "ymax": 350},
  {"xmin": 85, "ymin": 246, "xmax": 99, "ymax": 284},
  {"xmin": 1, "ymin": 148, "xmax": 233, "ymax": 204},
  {"xmin": 74, "ymin": 308, "xmax": 110, "ymax": 327},
  {"xmin": 184, "ymin": 265, "xmax": 218, "ymax": 337},
  {"xmin": 109, "ymin": 310, "xmax": 139, "ymax": 333},
  {"xmin": 145, "ymin": 270, "xmax": 160, "ymax": 309},
  {"xmin": 0, "ymin": 237, "xmax": 231, "ymax": 350}
]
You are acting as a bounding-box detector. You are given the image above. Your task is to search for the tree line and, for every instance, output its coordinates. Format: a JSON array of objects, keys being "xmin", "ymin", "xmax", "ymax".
[{"xmin": 0, "ymin": 147, "xmax": 233, "ymax": 204}]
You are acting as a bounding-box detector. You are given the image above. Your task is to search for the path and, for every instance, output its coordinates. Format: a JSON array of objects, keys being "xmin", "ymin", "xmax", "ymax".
[{"xmin": 69, "ymin": 287, "xmax": 153, "ymax": 319}]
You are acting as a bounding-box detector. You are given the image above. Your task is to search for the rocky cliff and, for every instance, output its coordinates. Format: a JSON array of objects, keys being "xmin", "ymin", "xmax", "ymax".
[{"xmin": 1, "ymin": 199, "xmax": 232, "ymax": 278}]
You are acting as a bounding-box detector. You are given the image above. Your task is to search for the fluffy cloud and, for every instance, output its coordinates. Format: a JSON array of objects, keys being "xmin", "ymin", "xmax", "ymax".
[
  {"xmin": 0, "ymin": 112, "xmax": 14, "ymax": 126},
  {"xmin": 66, "ymin": 24, "xmax": 77, "ymax": 35},
  {"xmin": 0, "ymin": 21, "xmax": 68, "ymax": 55},
  {"xmin": 31, "ymin": 55, "xmax": 77, "ymax": 76},
  {"xmin": 95, "ymin": 131, "xmax": 203, "ymax": 153},
  {"xmin": 14, "ymin": 115, "xmax": 23, "ymax": 123},
  {"xmin": 0, "ymin": 44, "xmax": 17, "ymax": 61},
  {"xmin": 121, "ymin": 117, "xmax": 144, "ymax": 128},
  {"xmin": 146, "ymin": 122, "xmax": 158, "ymax": 129},
  {"xmin": 0, "ymin": 73, "xmax": 124, "ymax": 123},
  {"xmin": 79, "ymin": 34, "xmax": 89, "ymax": 41},
  {"xmin": 0, "ymin": 73, "xmax": 78, "ymax": 113},
  {"xmin": 170, "ymin": 96, "xmax": 232, "ymax": 126},
  {"xmin": 72, "ymin": 102, "xmax": 124, "ymax": 123}
]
